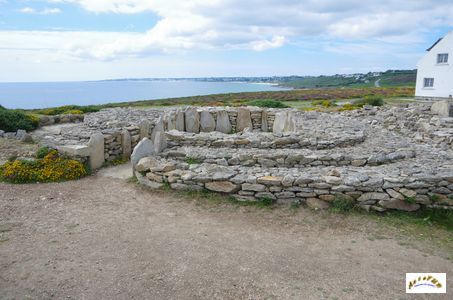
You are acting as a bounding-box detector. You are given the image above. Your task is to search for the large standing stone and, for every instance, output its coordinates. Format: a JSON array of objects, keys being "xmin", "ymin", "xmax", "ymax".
[
  {"xmin": 151, "ymin": 117, "xmax": 164, "ymax": 142},
  {"xmin": 166, "ymin": 111, "xmax": 177, "ymax": 131},
  {"xmin": 185, "ymin": 108, "xmax": 200, "ymax": 133},
  {"xmin": 431, "ymin": 100, "xmax": 452, "ymax": 117},
  {"xmin": 215, "ymin": 110, "xmax": 232, "ymax": 133},
  {"xmin": 139, "ymin": 120, "xmax": 151, "ymax": 140},
  {"xmin": 121, "ymin": 129, "xmax": 132, "ymax": 159},
  {"xmin": 175, "ymin": 110, "xmax": 185, "ymax": 131},
  {"xmin": 236, "ymin": 108, "xmax": 252, "ymax": 132},
  {"xmin": 154, "ymin": 131, "xmax": 167, "ymax": 154},
  {"xmin": 261, "ymin": 110, "xmax": 269, "ymax": 132},
  {"xmin": 131, "ymin": 137, "xmax": 155, "ymax": 171},
  {"xmin": 205, "ymin": 181, "xmax": 239, "ymax": 193},
  {"xmin": 88, "ymin": 133, "xmax": 105, "ymax": 170},
  {"xmin": 273, "ymin": 111, "xmax": 296, "ymax": 134},
  {"xmin": 200, "ymin": 111, "xmax": 216, "ymax": 132}
]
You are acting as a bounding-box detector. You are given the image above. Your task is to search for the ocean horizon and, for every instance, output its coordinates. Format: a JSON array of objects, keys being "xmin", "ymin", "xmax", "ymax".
[{"xmin": 0, "ymin": 80, "xmax": 290, "ymax": 110}]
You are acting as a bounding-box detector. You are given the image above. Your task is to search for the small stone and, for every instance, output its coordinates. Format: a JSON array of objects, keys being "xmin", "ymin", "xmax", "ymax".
[
  {"xmin": 386, "ymin": 189, "xmax": 404, "ymax": 200},
  {"xmin": 399, "ymin": 188, "xmax": 416, "ymax": 198},
  {"xmin": 205, "ymin": 181, "xmax": 239, "ymax": 193},
  {"xmin": 242, "ymin": 183, "xmax": 266, "ymax": 192},
  {"xmin": 378, "ymin": 199, "xmax": 420, "ymax": 212},
  {"xmin": 306, "ymin": 198, "xmax": 330, "ymax": 210},
  {"xmin": 257, "ymin": 176, "xmax": 283, "ymax": 186}
]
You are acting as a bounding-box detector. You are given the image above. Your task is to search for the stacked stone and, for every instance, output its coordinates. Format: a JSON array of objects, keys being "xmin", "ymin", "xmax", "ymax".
[
  {"xmin": 127, "ymin": 125, "xmax": 140, "ymax": 149},
  {"xmin": 266, "ymin": 111, "xmax": 276, "ymax": 130},
  {"xmin": 250, "ymin": 109, "xmax": 263, "ymax": 130},
  {"xmin": 161, "ymin": 147, "xmax": 415, "ymax": 168},
  {"xmin": 103, "ymin": 131, "xmax": 122, "ymax": 161},
  {"xmin": 226, "ymin": 110, "xmax": 238, "ymax": 132},
  {"xmin": 134, "ymin": 157, "xmax": 453, "ymax": 212}
]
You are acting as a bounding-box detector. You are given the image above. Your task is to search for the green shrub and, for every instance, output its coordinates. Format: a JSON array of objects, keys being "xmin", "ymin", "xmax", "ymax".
[
  {"xmin": 0, "ymin": 108, "xmax": 39, "ymax": 132},
  {"xmin": 185, "ymin": 157, "xmax": 200, "ymax": 165},
  {"xmin": 62, "ymin": 109, "xmax": 84, "ymax": 115},
  {"xmin": 247, "ymin": 100, "xmax": 289, "ymax": 108},
  {"xmin": 312, "ymin": 99, "xmax": 336, "ymax": 108},
  {"xmin": 0, "ymin": 150, "xmax": 88, "ymax": 184},
  {"xmin": 330, "ymin": 195, "xmax": 356, "ymax": 212},
  {"xmin": 36, "ymin": 146, "xmax": 53, "ymax": 159},
  {"xmin": 353, "ymin": 95, "xmax": 384, "ymax": 107},
  {"xmin": 34, "ymin": 105, "xmax": 100, "ymax": 115}
]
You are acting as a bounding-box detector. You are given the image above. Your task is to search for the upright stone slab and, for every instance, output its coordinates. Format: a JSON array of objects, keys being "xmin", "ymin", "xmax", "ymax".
[
  {"xmin": 431, "ymin": 100, "xmax": 453, "ymax": 117},
  {"xmin": 236, "ymin": 108, "xmax": 252, "ymax": 132},
  {"xmin": 131, "ymin": 137, "xmax": 155, "ymax": 171},
  {"xmin": 273, "ymin": 112, "xmax": 286, "ymax": 134},
  {"xmin": 273, "ymin": 111, "xmax": 296, "ymax": 134},
  {"xmin": 88, "ymin": 133, "xmax": 105, "ymax": 170},
  {"xmin": 175, "ymin": 110, "xmax": 185, "ymax": 131},
  {"xmin": 139, "ymin": 120, "xmax": 151, "ymax": 140},
  {"xmin": 185, "ymin": 108, "xmax": 200, "ymax": 133},
  {"xmin": 200, "ymin": 111, "xmax": 216, "ymax": 132},
  {"xmin": 166, "ymin": 111, "xmax": 177, "ymax": 131},
  {"xmin": 261, "ymin": 110, "xmax": 269, "ymax": 132},
  {"xmin": 121, "ymin": 129, "xmax": 132, "ymax": 159},
  {"xmin": 215, "ymin": 110, "xmax": 232, "ymax": 133},
  {"xmin": 154, "ymin": 131, "xmax": 167, "ymax": 154},
  {"xmin": 151, "ymin": 116, "xmax": 164, "ymax": 141}
]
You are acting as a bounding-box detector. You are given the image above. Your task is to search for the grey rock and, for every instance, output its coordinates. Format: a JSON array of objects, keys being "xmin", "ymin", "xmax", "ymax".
[
  {"xmin": 185, "ymin": 108, "xmax": 200, "ymax": 133},
  {"xmin": 306, "ymin": 198, "xmax": 330, "ymax": 209},
  {"xmin": 215, "ymin": 110, "xmax": 232, "ymax": 133},
  {"xmin": 200, "ymin": 111, "xmax": 216, "ymax": 132},
  {"xmin": 131, "ymin": 137, "xmax": 155, "ymax": 170},
  {"xmin": 205, "ymin": 181, "xmax": 239, "ymax": 193},
  {"xmin": 236, "ymin": 108, "xmax": 252, "ymax": 132},
  {"xmin": 88, "ymin": 133, "xmax": 105, "ymax": 170},
  {"xmin": 378, "ymin": 199, "xmax": 420, "ymax": 212}
]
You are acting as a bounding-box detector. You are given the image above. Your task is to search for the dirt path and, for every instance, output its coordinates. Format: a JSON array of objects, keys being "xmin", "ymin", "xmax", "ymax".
[{"xmin": 0, "ymin": 173, "xmax": 451, "ymax": 299}]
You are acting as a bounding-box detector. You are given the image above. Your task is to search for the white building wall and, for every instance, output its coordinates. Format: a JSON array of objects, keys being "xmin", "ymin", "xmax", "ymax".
[{"xmin": 416, "ymin": 31, "xmax": 453, "ymax": 100}]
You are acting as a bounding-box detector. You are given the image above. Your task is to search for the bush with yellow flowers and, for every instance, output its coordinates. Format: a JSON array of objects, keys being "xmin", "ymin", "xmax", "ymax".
[{"xmin": 0, "ymin": 150, "xmax": 88, "ymax": 184}]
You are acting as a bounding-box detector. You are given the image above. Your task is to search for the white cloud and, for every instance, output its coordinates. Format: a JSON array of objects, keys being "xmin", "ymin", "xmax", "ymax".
[
  {"xmin": 19, "ymin": 7, "xmax": 62, "ymax": 14},
  {"xmin": 35, "ymin": 0, "xmax": 452, "ymax": 60}
]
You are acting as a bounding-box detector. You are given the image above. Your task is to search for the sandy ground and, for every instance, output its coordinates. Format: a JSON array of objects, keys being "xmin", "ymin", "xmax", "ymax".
[
  {"xmin": 0, "ymin": 168, "xmax": 452, "ymax": 299},
  {"xmin": 0, "ymin": 138, "xmax": 38, "ymax": 165}
]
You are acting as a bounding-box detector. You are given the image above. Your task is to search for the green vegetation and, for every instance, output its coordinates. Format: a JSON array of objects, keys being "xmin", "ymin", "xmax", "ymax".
[
  {"xmin": 0, "ymin": 149, "xmax": 88, "ymax": 184},
  {"xmin": 353, "ymin": 95, "xmax": 385, "ymax": 107},
  {"xmin": 278, "ymin": 70, "xmax": 416, "ymax": 89},
  {"xmin": 185, "ymin": 157, "xmax": 200, "ymax": 165},
  {"xmin": 380, "ymin": 208, "xmax": 453, "ymax": 232},
  {"xmin": 32, "ymin": 105, "xmax": 100, "ymax": 116},
  {"xmin": 0, "ymin": 106, "xmax": 39, "ymax": 132},
  {"xmin": 247, "ymin": 99, "xmax": 289, "ymax": 108},
  {"xmin": 329, "ymin": 195, "xmax": 356, "ymax": 213},
  {"xmin": 312, "ymin": 99, "xmax": 336, "ymax": 108},
  {"xmin": 35, "ymin": 146, "xmax": 53, "ymax": 159}
]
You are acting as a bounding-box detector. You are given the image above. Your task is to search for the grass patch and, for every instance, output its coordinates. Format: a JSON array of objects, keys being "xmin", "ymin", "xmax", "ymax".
[
  {"xmin": 32, "ymin": 105, "xmax": 100, "ymax": 116},
  {"xmin": 353, "ymin": 95, "xmax": 385, "ymax": 107},
  {"xmin": 185, "ymin": 157, "xmax": 200, "ymax": 165},
  {"xmin": 247, "ymin": 99, "xmax": 289, "ymax": 108},
  {"xmin": 329, "ymin": 195, "xmax": 356, "ymax": 213},
  {"xmin": 103, "ymin": 157, "xmax": 128, "ymax": 167}
]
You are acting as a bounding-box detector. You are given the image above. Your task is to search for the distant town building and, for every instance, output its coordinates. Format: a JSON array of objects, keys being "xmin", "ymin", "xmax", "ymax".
[{"xmin": 416, "ymin": 31, "xmax": 453, "ymax": 101}]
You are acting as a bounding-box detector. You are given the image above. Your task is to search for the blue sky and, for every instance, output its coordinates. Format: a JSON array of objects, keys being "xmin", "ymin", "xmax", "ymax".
[{"xmin": 0, "ymin": 0, "xmax": 452, "ymax": 82}]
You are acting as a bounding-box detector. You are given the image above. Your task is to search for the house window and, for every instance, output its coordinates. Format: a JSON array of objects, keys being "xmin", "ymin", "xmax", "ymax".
[
  {"xmin": 437, "ymin": 53, "xmax": 448, "ymax": 63},
  {"xmin": 423, "ymin": 78, "xmax": 434, "ymax": 88}
]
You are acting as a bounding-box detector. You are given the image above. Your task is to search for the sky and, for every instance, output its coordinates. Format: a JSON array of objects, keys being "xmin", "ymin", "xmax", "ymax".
[{"xmin": 0, "ymin": 0, "xmax": 452, "ymax": 82}]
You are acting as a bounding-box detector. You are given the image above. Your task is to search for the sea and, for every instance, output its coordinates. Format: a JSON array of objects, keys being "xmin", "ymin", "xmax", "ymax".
[{"xmin": 0, "ymin": 80, "xmax": 290, "ymax": 109}]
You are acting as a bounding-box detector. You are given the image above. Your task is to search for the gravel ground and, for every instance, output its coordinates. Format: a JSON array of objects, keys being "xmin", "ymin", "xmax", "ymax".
[{"xmin": 0, "ymin": 171, "xmax": 452, "ymax": 299}]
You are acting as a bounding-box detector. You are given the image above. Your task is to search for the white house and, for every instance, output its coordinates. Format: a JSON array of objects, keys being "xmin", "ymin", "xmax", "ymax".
[{"xmin": 415, "ymin": 31, "xmax": 453, "ymax": 101}]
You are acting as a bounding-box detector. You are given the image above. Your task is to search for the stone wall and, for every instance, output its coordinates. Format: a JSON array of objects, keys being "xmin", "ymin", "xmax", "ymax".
[{"xmin": 134, "ymin": 156, "xmax": 453, "ymax": 212}]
